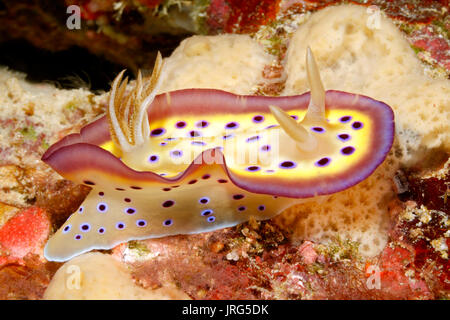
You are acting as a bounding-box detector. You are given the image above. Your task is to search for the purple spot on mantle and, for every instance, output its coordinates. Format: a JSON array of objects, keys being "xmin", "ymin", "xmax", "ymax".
[
  {"xmin": 252, "ymin": 115, "xmax": 264, "ymax": 123},
  {"xmin": 341, "ymin": 146, "xmax": 356, "ymax": 155},
  {"xmin": 340, "ymin": 116, "xmax": 352, "ymax": 123},
  {"xmin": 222, "ymin": 134, "xmax": 234, "ymax": 140},
  {"xmin": 170, "ymin": 150, "xmax": 183, "ymax": 158},
  {"xmin": 97, "ymin": 203, "xmax": 108, "ymax": 213},
  {"xmin": 201, "ymin": 209, "xmax": 213, "ymax": 216},
  {"xmin": 196, "ymin": 120, "xmax": 209, "ymax": 128},
  {"xmin": 311, "ymin": 126, "xmax": 325, "ymax": 133},
  {"xmin": 163, "ymin": 219, "xmax": 173, "ymax": 226},
  {"xmin": 189, "ymin": 130, "xmax": 201, "ymax": 137},
  {"xmin": 125, "ymin": 207, "xmax": 136, "ymax": 215},
  {"xmin": 63, "ymin": 224, "xmax": 71, "ymax": 234},
  {"xmin": 162, "ymin": 200, "xmax": 175, "ymax": 208},
  {"xmin": 338, "ymin": 133, "xmax": 351, "ymax": 142},
  {"xmin": 225, "ymin": 122, "xmax": 239, "ymax": 129},
  {"xmin": 192, "ymin": 141, "xmax": 206, "ymax": 146},
  {"xmin": 261, "ymin": 145, "xmax": 271, "ymax": 152},
  {"xmin": 136, "ymin": 220, "xmax": 147, "ymax": 227},
  {"xmin": 175, "ymin": 121, "xmax": 186, "ymax": 129},
  {"xmin": 279, "ymin": 161, "xmax": 297, "ymax": 169},
  {"xmin": 246, "ymin": 135, "xmax": 260, "ymax": 143},
  {"xmin": 80, "ymin": 223, "xmax": 91, "ymax": 232},
  {"xmin": 199, "ymin": 197, "xmax": 210, "ymax": 204},
  {"xmin": 352, "ymin": 121, "xmax": 363, "ymax": 130},
  {"xmin": 151, "ymin": 128, "xmax": 165, "ymax": 137},
  {"xmin": 315, "ymin": 157, "xmax": 331, "ymax": 167},
  {"xmin": 116, "ymin": 222, "xmax": 125, "ymax": 230}
]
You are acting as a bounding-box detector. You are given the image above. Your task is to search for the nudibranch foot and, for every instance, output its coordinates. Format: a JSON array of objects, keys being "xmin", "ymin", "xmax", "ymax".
[
  {"xmin": 43, "ymin": 147, "xmax": 304, "ymax": 262},
  {"xmin": 42, "ymin": 49, "xmax": 394, "ymax": 262}
]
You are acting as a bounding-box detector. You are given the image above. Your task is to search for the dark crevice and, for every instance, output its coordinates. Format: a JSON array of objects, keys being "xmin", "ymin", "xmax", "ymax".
[{"xmin": 0, "ymin": 39, "xmax": 131, "ymax": 92}]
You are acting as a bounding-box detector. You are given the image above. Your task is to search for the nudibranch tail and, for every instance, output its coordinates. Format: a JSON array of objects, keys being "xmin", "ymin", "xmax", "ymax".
[
  {"xmin": 303, "ymin": 47, "xmax": 326, "ymax": 124},
  {"xmin": 107, "ymin": 52, "xmax": 164, "ymax": 153}
]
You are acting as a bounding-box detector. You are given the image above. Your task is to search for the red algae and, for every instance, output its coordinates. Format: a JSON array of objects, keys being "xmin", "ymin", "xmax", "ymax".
[
  {"xmin": 119, "ymin": 220, "xmax": 436, "ymax": 300},
  {"xmin": 390, "ymin": 161, "xmax": 450, "ymax": 298},
  {"xmin": 136, "ymin": 0, "xmax": 164, "ymax": 10},
  {"xmin": 0, "ymin": 207, "xmax": 58, "ymax": 300},
  {"xmin": 299, "ymin": 0, "xmax": 448, "ymax": 24},
  {"xmin": 207, "ymin": 0, "xmax": 282, "ymax": 33},
  {"xmin": 0, "ymin": 207, "xmax": 50, "ymax": 265},
  {"xmin": 408, "ymin": 25, "xmax": 450, "ymax": 75},
  {"xmin": 66, "ymin": 0, "xmax": 113, "ymax": 21},
  {"xmin": 226, "ymin": 0, "xmax": 282, "ymax": 33},
  {"xmin": 377, "ymin": 245, "xmax": 432, "ymax": 299},
  {"xmin": 0, "ymin": 255, "xmax": 60, "ymax": 300}
]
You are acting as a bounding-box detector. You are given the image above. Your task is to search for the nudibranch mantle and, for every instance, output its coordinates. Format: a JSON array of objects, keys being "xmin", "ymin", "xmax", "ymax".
[{"xmin": 42, "ymin": 51, "xmax": 394, "ymax": 262}]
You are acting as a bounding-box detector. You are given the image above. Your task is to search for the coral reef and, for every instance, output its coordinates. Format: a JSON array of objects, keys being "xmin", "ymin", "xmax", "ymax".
[
  {"xmin": 0, "ymin": 1, "xmax": 448, "ymax": 299},
  {"xmin": 0, "ymin": 1, "xmax": 447, "ymax": 72}
]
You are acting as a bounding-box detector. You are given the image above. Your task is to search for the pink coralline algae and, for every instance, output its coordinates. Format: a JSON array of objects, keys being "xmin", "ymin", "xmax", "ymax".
[
  {"xmin": 408, "ymin": 25, "xmax": 450, "ymax": 72},
  {"xmin": 0, "ymin": 207, "xmax": 50, "ymax": 266}
]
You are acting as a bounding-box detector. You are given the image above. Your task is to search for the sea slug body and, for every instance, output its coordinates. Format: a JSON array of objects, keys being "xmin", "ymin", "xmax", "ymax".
[{"xmin": 42, "ymin": 50, "xmax": 394, "ymax": 262}]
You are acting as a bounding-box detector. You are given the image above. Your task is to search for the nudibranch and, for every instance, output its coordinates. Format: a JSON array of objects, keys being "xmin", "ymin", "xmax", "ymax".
[{"xmin": 42, "ymin": 49, "xmax": 394, "ymax": 262}]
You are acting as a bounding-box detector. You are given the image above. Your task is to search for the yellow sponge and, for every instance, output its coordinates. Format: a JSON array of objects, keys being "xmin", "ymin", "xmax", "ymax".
[
  {"xmin": 275, "ymin": 154, "xmax": 399, "ymax": 257},
  {"xmin": 160, "ymin": 34, "xmax": 273, "ymax": 94},
  {"xmin": 284, "ymin": 4, "xmax": 450, "ymax": 165},
  {"xmin": 44, "ymin": 252, "xmax": 190, "ymax": 300}
]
